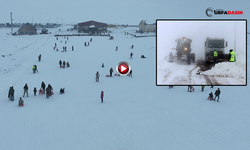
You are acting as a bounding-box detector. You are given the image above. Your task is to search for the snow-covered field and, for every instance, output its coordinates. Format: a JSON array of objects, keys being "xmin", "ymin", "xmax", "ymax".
[{"xmin": 0, "ymin": 25, "xmax": 250, "ymax": 150}]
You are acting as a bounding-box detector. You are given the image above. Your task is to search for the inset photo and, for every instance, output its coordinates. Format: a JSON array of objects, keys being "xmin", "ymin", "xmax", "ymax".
[{"xmin": 156, "ymin": 19, "xmax": 246, "ymax": 86}]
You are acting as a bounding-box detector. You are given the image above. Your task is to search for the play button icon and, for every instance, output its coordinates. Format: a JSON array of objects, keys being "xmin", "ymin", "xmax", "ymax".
[{"xmin": 116, "ymin": 61, "xmax": 131, "ymax": 76}]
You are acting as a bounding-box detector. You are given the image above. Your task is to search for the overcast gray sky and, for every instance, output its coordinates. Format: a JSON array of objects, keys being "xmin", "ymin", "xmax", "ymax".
[{"xmin": 0, "ymin": 0, "xmax": 249, "ymax": 25}]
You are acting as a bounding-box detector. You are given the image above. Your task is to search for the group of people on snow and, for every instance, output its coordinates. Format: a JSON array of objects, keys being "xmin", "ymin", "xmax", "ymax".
[
  {"xmin": 59, "ymin": 60, "xmax": 70, "ymax": 68},
  {"xmin": 213, "ymin": 49, "xmax": 236, "ymax": 64}
]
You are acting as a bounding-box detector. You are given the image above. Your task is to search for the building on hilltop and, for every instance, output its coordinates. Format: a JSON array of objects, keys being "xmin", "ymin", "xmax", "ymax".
[
  {"xmin": 18, "ymin": 23, "xmax": 37, "ymax": 35},
  {"xmin": 77, "ymin": 20, "xmax": 107, "ymax": 35},
  {"xmin": 139, "ymin": 20, "xmax": 156, "ymax": 33}
]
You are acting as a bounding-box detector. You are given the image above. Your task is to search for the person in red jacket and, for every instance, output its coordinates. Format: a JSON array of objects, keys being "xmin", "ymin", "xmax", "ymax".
[{"xmin": 100, "ymin": 91, "xmax": 104, "ymax": 103}]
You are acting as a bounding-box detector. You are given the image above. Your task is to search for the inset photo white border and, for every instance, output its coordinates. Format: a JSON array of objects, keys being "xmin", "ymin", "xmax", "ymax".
[{"xmin": 156, "ymin": 19, "xmax": 247, "ymax": 86}]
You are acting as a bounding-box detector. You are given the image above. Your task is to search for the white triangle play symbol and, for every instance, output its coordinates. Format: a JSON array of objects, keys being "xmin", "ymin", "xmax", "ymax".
[{"xmin": 121, "ymin": 65, "xmax": 127, "ymax": 72}]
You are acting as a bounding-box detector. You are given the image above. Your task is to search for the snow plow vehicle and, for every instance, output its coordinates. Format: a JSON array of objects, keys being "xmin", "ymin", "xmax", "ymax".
[
  {"xmin": 205, "ymin": 37, "xmax": 228, "ymax": 63},
  {"xmin": 169, "ymin": 37, "xmax": 195, "ymax": 65}
]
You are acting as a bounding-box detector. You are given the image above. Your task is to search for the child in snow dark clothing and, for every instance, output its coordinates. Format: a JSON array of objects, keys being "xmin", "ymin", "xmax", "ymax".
[
  {"xmin": 209, "ymin": 92, "xmax": 214, "ymax": 100},
  {"xmin": 8, "ymin": 86, "xmax": 15, "ymax": 101},
  {"xmin": 23, "ymin": 84, "xmax": 28, "ymax": 97},
  {"xmin": 63, "ymin": 61, "xmax": 66, "ymax": 68},
  {"xmin": 33, "ymin": 87, "xmax": 37, "ymax": 96},
  {"xmin": 59, "ymin": 60, "xmax": 62, "ymax": 68},
  {"xmin": 100, "ymin": 91, "xmax": 104, "ymax": 103},
  {"xmin": 38, "ymin": 54, "xmax": 41, "ymax": 62},
  {"xmin": 60, "ymin": 88, "xmax": 65, "ymax": 94}
]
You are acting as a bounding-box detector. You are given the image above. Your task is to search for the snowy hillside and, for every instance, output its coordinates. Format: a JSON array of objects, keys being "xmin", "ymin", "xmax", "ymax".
[{"xmin": 0, "ymin": 25, "xmax": 250, "ymax": 150}]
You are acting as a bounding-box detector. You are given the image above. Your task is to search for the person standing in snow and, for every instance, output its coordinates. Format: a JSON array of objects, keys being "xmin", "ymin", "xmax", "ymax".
[
  {"xmin": 110, "ymin": 67, "xmax": 113, "ymax": 77},
  {"xmin": 34, "ymin": 65, "xmax": 38, "ymax": 73},
  {"xmin": 38, "ymin": 54, "xmax": 41, "ymax": 62},
  {"xmin": 63, "ymin": 61, "xmax": 66, "ymax": 68},
  {"xmin": 8, "ymin": 86, "xmax": 15, "ymax": 101},
  {"xmin": 59, "ymin": 60, "xmax": 62, "ymax": 68},
  {"xmin": 33, "ymin": 87, "xmax": 37, "ymax": 96},
  {"xmin": 213, "ymin": 50, "xmax": 218, "ymax": 65},
  {"xmin": 228, "ymin": 49, "xmax": 236, "ymax": 62},
  {"xmin": 188, "ymin": 85, "xmax": 192, "ymax": 92},
  {"xmin": 130, "ymin": 52, "xmax": 133, "ymax": 59},
  {"xmin": 32, "ymin": 65, "xmax": 36, "ymax": 73},
  {"xmin": 100, "ymin": 91, "xmax": 104, "ymax": 103},
  {"xmin": 116, "ymin": 46, "xmax": 118, "ymax": 51},
  {"xmin": 131, "ymin": 45, "xmax": 134, "ymax": 49},
  {"xmin": 23, "ymin": 83, "xmax": 28, "ymax": 97},
  {"xmin": 19, "ymin": 97, "xmax": 24, "ymax": 106},
  {"xmin": 46, "ymin": 87, "xmax": 50, "ymax": 98},
  {"xmin": 72, "ymin": 46, "xmax": 74, "ymax": 51},
  {"xmin": 96, "ymin": 71, "xmax": 100, "ymax": 82},
  {"xmin": 129, "ymin": 69, "xmax": 132, "ymax": 77},
  {"xmin": 48, "ymin": 84, "xmax": 53, "ymax": 96},
  {"xmin": 90, "ymin": 38, "xmax": 92, "ymax": 42},
  {"xmin": 201, "ymin": 86, "xmax": 205, "ymax": 92},
  {"xmin": 214, "ymin": 88, "xmax": 221, "ymax": 102},
  {"xmin": 41, "ymin": 81, "xmax": 46, "ymax": 94}
]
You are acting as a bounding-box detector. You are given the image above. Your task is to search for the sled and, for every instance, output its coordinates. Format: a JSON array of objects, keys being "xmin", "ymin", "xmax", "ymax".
[
  {"xmin": 50, "ymin": 91, "xmax": 54, "ymax": 96},
  {"xmin": 39, "ymin": 89, "xmax": 43, "ymax": 95},
  {"xmin": 106, "ymin": 75, "xmax": 110, "ymax": 77},
  {"xmin": 61, "ymin": 65, "xmax": 65, "ymax": 68},
  {"xmin": 191, "ymin": 86, "xmax": 195, "ymax": 92},
  {"xmin": 11, "ymin": 97, "xmax": 14, "ymax": 101},
  {"xmin": 207, "ymin": 97, "xmax": 215, "ymax": 101},
  {"xmin": 19, "ymin": 104, "xmax": 24, "ymax": 107},
  {"xmin": 114, "ymin": 74, "xmax": 118, "ymax": 76}
]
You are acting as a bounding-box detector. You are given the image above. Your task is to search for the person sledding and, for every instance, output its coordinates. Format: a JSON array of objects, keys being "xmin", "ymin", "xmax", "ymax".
[
  {"xmin": 66, "ymin": 62, "xmax": 70, "ymax": 67},
  {"xmin": 60, "ymin": 88, "xmax": 65, "ymax": 94},
  {"xmin": 208, "ymin": 92, "xmax": 214, "ymax": 100},
  {"xmin": 96, "ymin": 71, "xmax": 100, "ymax": 82},
  {"xmin": 19, "ymin": 97, "xmax": 24, "ymax": 107},
  {"xmin": 109, "ymin": 36, "xmax": 114, "ymax": 40}
]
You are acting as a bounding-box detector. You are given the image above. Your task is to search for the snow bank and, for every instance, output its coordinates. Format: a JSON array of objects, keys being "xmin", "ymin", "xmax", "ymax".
[{"xmin": 202, "ymin": 61, "xmax": 246, "ymax": 78}]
